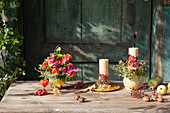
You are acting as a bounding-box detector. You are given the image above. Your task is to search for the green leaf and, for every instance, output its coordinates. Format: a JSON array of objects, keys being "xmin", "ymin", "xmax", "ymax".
[
  {"xmin": 9, "ymin": 31, "xmax": 14, "ymax": 35},
  {"xmin": 15, "ymin": 1, "xmax": 20, "ymax": 7},
  {"xmin": 2, "ymin": 46, "xmax": 6, "ymax": 50},
  {"xmin": 0, "ymin": 34, "xmax": 3, "ymax": 37}
]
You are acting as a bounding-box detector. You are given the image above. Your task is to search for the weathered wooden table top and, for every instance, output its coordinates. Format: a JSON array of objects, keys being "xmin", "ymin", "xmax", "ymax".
[{"xmin": 0, "ymin": 81, "xmax": 170, "ymax": 113}]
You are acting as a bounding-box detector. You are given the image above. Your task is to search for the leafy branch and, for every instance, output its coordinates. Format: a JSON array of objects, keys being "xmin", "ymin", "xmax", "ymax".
[{"xmin": 0, "ymin": 0, "xmax": 25, "ymax": 99}]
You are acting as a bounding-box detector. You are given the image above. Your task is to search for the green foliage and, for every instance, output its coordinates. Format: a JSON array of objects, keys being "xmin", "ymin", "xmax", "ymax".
[
  {"xmin": 0, "ymin": 0, "xmax": 25, "ymax": 100},
  {"xmin": 113, "ymin": 60, "xmax": 149, "ymax": 78}
]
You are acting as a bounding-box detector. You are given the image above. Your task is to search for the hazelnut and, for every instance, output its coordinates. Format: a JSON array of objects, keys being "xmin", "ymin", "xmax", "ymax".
[
  {"xmin": 151, "ymin": 95, "xmax": 158, "ymax": 101},
  {"xmin": 143, "ymin": 96, "xmax": 150, "ymax": 102},
  {"xmin": 74, "ymin": 95, "xmax": 80, "ymax": 100},
  {"xmin": 78, "ymin": 97, "xmax": 85, "ymax": 103},
  {"xmin": 157, "ymin": 97, "xmax": 164, "ymax": 102}
]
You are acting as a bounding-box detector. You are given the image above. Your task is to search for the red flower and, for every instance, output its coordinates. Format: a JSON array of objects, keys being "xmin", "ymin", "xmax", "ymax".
[
  {"xmin": 50, "ymin": 53, "xmax": 57, "ymax": 59},
  {"xmin": 61, "ymin": 54, "xmax": 72, "ymax": 64},
  {"xmin": 106, "ymin": 81, "xmax": 111, "ymax": 85},
  {"xmin": 52, "ymin": 67, "xmax": 59, "ymax": 74},
  {"xmin": 99, "ymin": 74, "xmax": 108, "ymax": 81},
  {"xmin": 41, "ymin": 61, "xmax": 48, "ymax": 68},
  {"xmin": 47, "ymin": 68, "xmax": 51, "ymax": 71},
  {"xmin": 140, "ymin": 66, "xmax": 145, "ymax": 69},
  {"xmin": 128, "ymin": 54, "xmax": 137, "ymax": 62}
]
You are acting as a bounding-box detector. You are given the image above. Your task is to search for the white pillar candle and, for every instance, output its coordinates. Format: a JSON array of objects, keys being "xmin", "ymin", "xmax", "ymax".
[
  {"xmin": 99, "ymin": 59, "xmax": 109, "ymax": 75},
  {"xmin": 128, "ymin": 47, "xmax": 139, "ymax": 57}
]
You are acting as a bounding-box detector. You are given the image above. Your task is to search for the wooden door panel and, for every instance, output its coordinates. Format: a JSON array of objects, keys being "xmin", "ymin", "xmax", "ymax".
[
  {"xmin": 82, "ymin": 0, "xmax": 122, "ymax": 42},
  {"xmin": 44, "ymin": 0, "xmax": 81, "ymax": 42}
]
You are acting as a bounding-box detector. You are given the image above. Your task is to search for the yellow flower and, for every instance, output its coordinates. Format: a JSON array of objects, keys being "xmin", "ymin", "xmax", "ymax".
[
  {"xmin": 119, "ymin": 60, "xmax": 126, "ymax": 65},
  {"xmin": 55, "ymin": 79, "xmax": 63, "ymax": 88},
  {"xmin": 127, "ymin": 66, "xmax": 136, "ymax": 72}
]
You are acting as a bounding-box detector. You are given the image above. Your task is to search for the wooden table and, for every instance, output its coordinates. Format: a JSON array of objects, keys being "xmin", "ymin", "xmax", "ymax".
[{"xmin": 0, "ymin": 81, "xmax": 170, "ymax": 113}]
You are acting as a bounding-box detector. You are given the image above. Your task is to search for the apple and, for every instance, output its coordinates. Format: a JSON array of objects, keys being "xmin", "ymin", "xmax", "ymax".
[
  {"xmin": 168, "ymin": 82, "xmax": 170, "ymax": 90},
  {"xmin": 148, "ymin": 78, "xmax": 159, "ymax": 89},
  {"xmin": 155, "ymin": 76, "xmax": 163, "ymax": 85},
  {"xmin": 157, "ymin": 85, "xmax": 167, "ymax": 95}
]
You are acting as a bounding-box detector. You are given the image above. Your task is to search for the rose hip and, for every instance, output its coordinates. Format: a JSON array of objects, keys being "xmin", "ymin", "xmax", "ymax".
[{"xmin": 35, "ymin": 92, "xmax": 38, "ymax": 95}]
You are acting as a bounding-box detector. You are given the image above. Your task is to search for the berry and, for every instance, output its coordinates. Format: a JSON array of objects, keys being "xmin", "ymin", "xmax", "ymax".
[
  {"xmin": 35, "ymin": 92, "xmax": 38, "ymax": 95},
  {"xmin": 42, "ymin": 91, "xmax": 45, "ymax": 95},
  {"xmin": 45, "ymin": 91, "xmax": 48, "ymax": 94},
  {"xmin": 38, "ymin": 89, "xmax": 42, "ymax": 92},
  {"xmin": 43, "ymin": 89, "xmax": 46, "ymax": 92},
  {"xmin": 38, "ymin": 92, "xmax": 42, "ymax": 96}
]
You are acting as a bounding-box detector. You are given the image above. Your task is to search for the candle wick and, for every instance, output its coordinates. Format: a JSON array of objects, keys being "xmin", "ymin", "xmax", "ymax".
[{"xmin": 134, "ymin": 43, "xmax": 136, "ymax": 47}]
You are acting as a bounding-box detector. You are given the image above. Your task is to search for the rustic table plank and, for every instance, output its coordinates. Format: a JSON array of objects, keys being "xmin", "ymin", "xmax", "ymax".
[{"xmin": 0, "ymin": 81, "xmax": 170, "ymax": 113}]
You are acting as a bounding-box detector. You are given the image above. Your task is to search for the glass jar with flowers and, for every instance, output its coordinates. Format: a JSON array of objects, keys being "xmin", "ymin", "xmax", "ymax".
[
  {"xmin": 113, "ymin": 54, "xmax": 149, "ymax": 90},
  {"xmin": 35, "ymin": 45, "xmax": 79, "ymax": 94}
]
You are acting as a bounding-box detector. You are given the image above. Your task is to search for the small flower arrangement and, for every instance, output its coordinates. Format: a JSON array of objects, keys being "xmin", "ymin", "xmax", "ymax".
[
  {"xmin": 96, "ymin": 74, "xmax": 111, "ymax": 89},
  {"xmin": 35, "ymin": 45, "xmax": 79, "ymax": 87},
  {"xmin": 113, "ymin": 55, "xmax": 149, "ymax": 78}
]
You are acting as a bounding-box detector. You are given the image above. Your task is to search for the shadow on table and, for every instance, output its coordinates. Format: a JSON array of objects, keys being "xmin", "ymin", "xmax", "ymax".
[{"xmin": 128, "ymin": 104, "xmax": 170, "ymax": 112}]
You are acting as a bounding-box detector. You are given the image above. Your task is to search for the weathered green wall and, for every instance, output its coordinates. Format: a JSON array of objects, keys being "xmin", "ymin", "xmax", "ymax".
[
  {"xmin": 151, "ymin": 0, "xmax": 170, "ymax": 81},
  {"xmin": 163, "ymin": 6, "xmax": 170, "ymax": 81}
]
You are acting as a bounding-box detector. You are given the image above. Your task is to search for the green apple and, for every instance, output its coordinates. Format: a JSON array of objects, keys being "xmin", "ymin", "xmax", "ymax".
[
  {"xmin": 168, "ymin": 82, "xmax": 170, "ymax": 90},
  {"xmin": 157, "ymin": 85, "xmax": 167, "ymax": 95},
  {"xmin": 155, "ymin": 76, "xmax": 163, "ymax": 85},
  {"xmin": 148, "ymin": 78, "xmax": 159, "ymax": 89}
]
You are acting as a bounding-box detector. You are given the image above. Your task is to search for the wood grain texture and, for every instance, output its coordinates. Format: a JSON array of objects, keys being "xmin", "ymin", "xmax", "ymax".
[{"xmin": 0, "ymin": 81, "xmax": 170, "ymax": 113}]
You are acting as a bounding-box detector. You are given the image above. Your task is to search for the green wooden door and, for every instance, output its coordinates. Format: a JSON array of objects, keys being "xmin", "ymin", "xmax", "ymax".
[{"xmin": 23, "ymin": 0, "xmax": 151, "ymax": 80}]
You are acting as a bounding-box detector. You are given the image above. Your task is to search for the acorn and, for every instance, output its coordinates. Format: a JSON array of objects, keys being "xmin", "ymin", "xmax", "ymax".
[
  {"xmin": 143, "ymin": 96, "xmax": 150, "ymax": 102},
  {"xmin": 74, "ymin": 95, "xmax": 80, "ymax": 100},
  {"xmin": 78, "ymin": 97, "xmax": 85, "ymax": 103},
  {"xmin": 157, "ymin": 97, "xmax": 164, "ymax": 102},
  {"xmin": 151, "ymin": 95, "xmax": 158, "ymax": 101}
]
